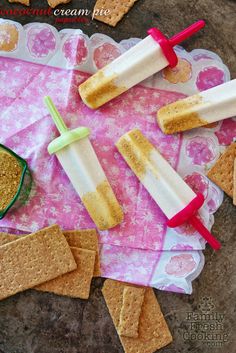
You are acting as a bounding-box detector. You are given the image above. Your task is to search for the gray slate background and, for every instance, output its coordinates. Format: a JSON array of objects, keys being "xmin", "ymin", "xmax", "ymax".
[{"xmin": 0, "ymin": 0, "xmax": 235, "ymax": 352}]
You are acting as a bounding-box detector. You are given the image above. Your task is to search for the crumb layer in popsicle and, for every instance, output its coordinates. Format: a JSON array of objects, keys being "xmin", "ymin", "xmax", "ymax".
[
  {"xmin": 116, "ymin": 129, "xmax": 221, "ymax": 250},
  {"xmin": 157, "ymin": 79, "xmax": 236, "ymax": 134},
  {"xmin": 79, "ymin": 71, "xmax": 127, "ymax": 109},
  {"xmin": 82, "ymin": 180, "xmax": 124, "ymax": 230}
]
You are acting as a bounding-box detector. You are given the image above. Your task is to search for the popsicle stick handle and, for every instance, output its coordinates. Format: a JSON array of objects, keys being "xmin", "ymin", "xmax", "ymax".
[
  {"xmin": 189, "ymin": 216, "xmax": 221, "ymax": 250},
  {"xmin": 169, "ymin": 20, "xmax": 205, "ymax": 47},
  {"xmin": 44, "ymin": 96, "xmax": 68, "ymax": 134}
]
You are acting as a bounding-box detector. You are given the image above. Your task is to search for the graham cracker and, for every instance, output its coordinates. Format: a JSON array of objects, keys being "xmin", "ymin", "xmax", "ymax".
[
  {"xmin": 0, "ymin": 229, "xmax": 101, "ymax": 277},
  {"xmin": 207, "ymin": 142, "xmax": 236, "ymax": 198},
  {"xmin": 233, "ymin": 158, "xmax": 236, "ymax": 206},
  {"xmin": 118, "ymin": 286, "xmax": 145, "ymax": 338},
  {"xmin": 8, "ymin": 0, "xmax": 30, "ymax": 6},
  {"xmin": 64, "ymin": 229, "xmax": 101, "ymax": 276},
  {"xmin": 0, "ymin": 225, "xmax": 77, "ymax": 301},
  {"xmin": 47, "ymin": 0, "xmax": 71, "ymax": 8},
  {"xmin": 36, "ymin": 247, "xmax": 96, "ymax": 299},
  {"xmin": 94, "ymin": 0, "xmax": 139, "ymax": 27},
  {"xmin": 102, "ymin": 280, "xmax": 173, "ymax": 353},
  {"xmin": 0, "ymin": 232, "xmax": 19, "ymax": 246}
]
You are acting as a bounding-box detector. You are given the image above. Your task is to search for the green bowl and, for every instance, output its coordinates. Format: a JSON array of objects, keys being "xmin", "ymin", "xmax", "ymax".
[{"xmin": 0, "ymin": 144, "xmax": 32, "ymax": 220}]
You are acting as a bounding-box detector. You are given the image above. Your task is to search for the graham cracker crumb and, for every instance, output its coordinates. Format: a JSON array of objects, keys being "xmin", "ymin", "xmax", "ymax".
[{"xmin": 0, "ymin": 150, "xmax": 22, "ymax": 212}]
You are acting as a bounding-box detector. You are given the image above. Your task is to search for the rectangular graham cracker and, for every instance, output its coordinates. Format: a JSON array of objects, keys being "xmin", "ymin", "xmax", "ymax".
[
  {"xmin": 0, "ymin": 229, "xmax": 101, "ymax": 276},
  {"xmin": 207, "ymin": 142, "xmax": 236, "ymax": 198},
  {"xmin": 64, "ymin": 229, "xmax": 101, "ymax": 276},
  {"xmin": 36, "ymin": 247, "xmax": 96, "ymax": 299},
  {"xmin": 118, "ymin": 286, "xmax": 145, "ymax": 338},
  {"xmin": 8, "ymin": 0, "xmax": 30, "ymax": 6},
  {"xmin": 94, "ymin": 0, "xmax": 139, "ymax": 27},
  {"xmin": 102, "ymin": 280, "xmax": 173, "ymax": 353},
  {"xmin": 233, "ymin": 159, "xmax": 236, "ymax": 206},
  {"xmin": 0, "ymin": 232, "xmax": 20, "ymax": 246},
  {"xmin": 0, "ymin": 225, "xmax": 77, "ymax": 301},
  {"xmin": 47, "ymin": 0, "xmax": 71, "ymax": 8}
]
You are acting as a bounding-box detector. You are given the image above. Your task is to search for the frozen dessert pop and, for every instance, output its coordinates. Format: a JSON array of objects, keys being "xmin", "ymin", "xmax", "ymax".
[
  {"xmin": 157, "ymin": 79, "xmax": 236, "ymax": 134},
  {"xmin": 116, "ymin": 129, "xmax": 221, "ymax": 250},
  {"xmin": 45, "ymin": 96, "xmax": 123, "ymax": 230},
  {"xmin": 79, "ymin": 20, "xmax": 205, "ymax": 109}
]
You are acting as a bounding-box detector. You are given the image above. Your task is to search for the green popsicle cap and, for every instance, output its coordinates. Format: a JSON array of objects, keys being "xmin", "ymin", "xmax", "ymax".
[{"xmin": 44, "ymin": 96, "xmax": 90, "ymax": 155}]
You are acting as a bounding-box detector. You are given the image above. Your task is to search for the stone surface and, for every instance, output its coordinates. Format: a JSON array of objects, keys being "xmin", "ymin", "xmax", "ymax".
[{"xmin": 0, "ymin": 0, "xmax": 235, "ymax": 352}]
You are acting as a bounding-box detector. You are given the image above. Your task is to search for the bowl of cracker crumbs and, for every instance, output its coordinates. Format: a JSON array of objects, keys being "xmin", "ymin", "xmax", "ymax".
[{"xmin": 0, "ymin": 144, "xmax": 32, "ymax": 220}]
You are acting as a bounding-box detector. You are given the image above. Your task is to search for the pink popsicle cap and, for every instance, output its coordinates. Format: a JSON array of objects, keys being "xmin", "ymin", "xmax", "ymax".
[
  {"xmin": 167, "ymin": 193, "xmax": 221, "ymax": 250},
  {"xmin": 148, "ymin": 20, "xmax": 205, "ymax": 68}
]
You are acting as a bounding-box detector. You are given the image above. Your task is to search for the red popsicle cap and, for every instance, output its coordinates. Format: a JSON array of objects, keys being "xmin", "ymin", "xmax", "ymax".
[
  {"xmin": 148, "ymin": 20, "xmax": 205, "ymax": 68},
  {"xmin": 167, "ymin": 192, "xmax": 221, "ymax": 250}
]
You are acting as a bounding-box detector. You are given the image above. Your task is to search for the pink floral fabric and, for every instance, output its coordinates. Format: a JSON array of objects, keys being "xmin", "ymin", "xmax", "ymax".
[
  {"xmin": 0, "ymin": 56, "xmax": 184, "ymax": 251},
  {"xmin": 0, "ymin": 20, "xmax": 235, "ymax": 294}
]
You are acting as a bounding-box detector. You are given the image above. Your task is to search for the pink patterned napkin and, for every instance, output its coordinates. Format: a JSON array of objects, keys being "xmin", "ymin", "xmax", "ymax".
[{"xmin": 0, "ymin": 20, "xmax": 235, "ymax": 293}]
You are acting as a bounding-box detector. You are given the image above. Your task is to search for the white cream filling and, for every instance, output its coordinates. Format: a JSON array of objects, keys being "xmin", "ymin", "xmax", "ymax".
[
  {"xmin": 192, "ymin": 79, "xmax": 236, "ymax": 123},
  {"xmin": 141, "ymin": 149, "xmax": 196, "ymax": 219},
  {"xmin": 56, "ymin": 137, "xmax": 107, "ymax": 197},
  {"xmin": 103, "ymin": 35, "xmax": 169, "ymax": 90}
]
